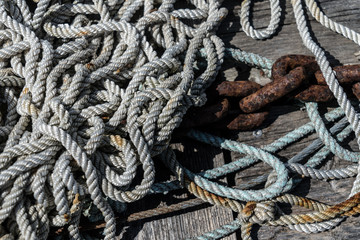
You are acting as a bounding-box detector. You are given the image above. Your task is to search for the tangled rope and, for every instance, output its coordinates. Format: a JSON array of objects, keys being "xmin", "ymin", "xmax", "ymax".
[
  {"xmin": 0, "ymin": 0, "xmax": 360, "ymax": 239},
  {"xmin": 0, "ymin": 0, "xmax": 228, "ymax": 239}
]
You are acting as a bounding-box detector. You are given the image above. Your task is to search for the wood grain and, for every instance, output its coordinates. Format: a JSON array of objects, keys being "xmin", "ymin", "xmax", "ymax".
[{"xmin": 122, "ymin": 140, "xmax": 236, "ymax": 240}]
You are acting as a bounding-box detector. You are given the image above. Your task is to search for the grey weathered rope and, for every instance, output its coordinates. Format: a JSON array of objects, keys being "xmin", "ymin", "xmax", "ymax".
[
  {"xmin": 304, "ymin": 0, "xmax": 360, "ymax": 46},
  {"xmin": 240, "ymin": 0, "xmax": 282, "ymax": 40},
  {"xmin": 292, "ymin": 0, "xmax": 360, "ymax": 146},
  {"xmin": 0, "ymin": 0, "xmax": 228, "ymax": 239}
]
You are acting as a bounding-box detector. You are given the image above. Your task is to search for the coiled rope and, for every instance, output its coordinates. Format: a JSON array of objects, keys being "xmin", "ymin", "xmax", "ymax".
[{"xmin": 0, "ymin": 0, "xmax": 359, "ymax": 239}]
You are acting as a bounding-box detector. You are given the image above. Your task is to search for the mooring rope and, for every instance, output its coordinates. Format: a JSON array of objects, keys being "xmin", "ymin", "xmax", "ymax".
[{"xmin": 0, "ymin": 0, "xmax": 359, "ymax": 239}]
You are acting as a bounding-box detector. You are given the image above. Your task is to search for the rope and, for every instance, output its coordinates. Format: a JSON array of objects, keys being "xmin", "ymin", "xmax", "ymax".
[
  {"xmin": 0, "ymin": 0, "xmax": 228, "ymax": 239},
  {"xmin": 240, "ymin": 0, "xmax": 282, "ymax": 40}
]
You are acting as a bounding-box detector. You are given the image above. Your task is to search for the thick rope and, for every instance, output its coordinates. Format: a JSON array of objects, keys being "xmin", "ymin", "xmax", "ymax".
[{"xmin": 0, "ymin": 0, "xmax": 228, "ymax": 238}]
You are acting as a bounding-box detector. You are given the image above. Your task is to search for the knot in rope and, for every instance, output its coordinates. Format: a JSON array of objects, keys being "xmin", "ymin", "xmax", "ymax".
[{"xmin": 239, "ymin": 201, "xmax": 276, "ymax": 225}]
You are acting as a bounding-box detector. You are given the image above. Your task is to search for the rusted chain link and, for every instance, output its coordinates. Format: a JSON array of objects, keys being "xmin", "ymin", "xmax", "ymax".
[{"xmin": 181, "ymin": 55, "xmax": 360, "ymax": 131}]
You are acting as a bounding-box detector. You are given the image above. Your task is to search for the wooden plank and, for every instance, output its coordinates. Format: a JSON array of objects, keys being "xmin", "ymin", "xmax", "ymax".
[
  {"xmin": 220, "ymin": 0, "xmax": 360, "ymax": 64},
  {"xmin": 122, "ymin": 140, "xmax": 236, "ymax": 240}
]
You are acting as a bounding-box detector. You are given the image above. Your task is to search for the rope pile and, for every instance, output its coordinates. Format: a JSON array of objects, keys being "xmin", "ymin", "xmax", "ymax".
[
  {"xmin": 0, "ymin": 0, "xmax": 359, "ymax": 239},
  {"xmin": 0, "ymin": 0, "xmax": 227, "ymax": 239}
]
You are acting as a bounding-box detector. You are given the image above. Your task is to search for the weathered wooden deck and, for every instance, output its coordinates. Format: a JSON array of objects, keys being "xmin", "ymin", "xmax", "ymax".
[{"xmin": 118, "ymin": 1, "xmax": 360, "ymax": 239}]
